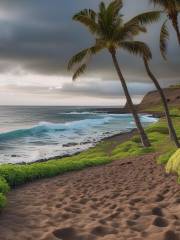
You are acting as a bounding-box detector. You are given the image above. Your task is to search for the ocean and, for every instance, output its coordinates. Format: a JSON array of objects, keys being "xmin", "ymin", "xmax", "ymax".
[{"xmin": 0, "ymin": 106, "xmax": 158, "ymax": 164}]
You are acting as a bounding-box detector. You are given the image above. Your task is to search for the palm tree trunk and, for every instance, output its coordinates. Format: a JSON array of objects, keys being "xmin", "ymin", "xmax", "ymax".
[
  {"xmin": 110, "ymin": 50, "xmax": 151, "ymax": 147},
  {"xmin": 171, "ymin": 15, "xmax": 180, "ymax": 45},
  {"xmin": 143, "ymin": 57, "xmax": 180, "ymax": 148}
]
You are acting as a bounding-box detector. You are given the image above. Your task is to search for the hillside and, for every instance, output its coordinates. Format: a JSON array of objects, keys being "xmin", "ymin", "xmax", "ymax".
[{"xmin": 137, "ymin": 85, "xmax": 180, "ymax": 113}]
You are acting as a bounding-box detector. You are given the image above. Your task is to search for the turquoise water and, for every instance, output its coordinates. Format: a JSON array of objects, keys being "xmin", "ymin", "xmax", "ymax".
[{"xmin": 0, "ymin": 106, "xmax": 158, "ymax": 164}]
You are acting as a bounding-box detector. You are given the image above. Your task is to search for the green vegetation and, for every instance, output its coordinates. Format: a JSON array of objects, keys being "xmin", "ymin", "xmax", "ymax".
[
  {"xmin": 0, "ymin": 193, "xmax": 6, "ymax": 209},
  {"xmin": 144, "ymin": 104, "xmax": 180, "ymax": 116},
  {"xmin": 0, "ymin": 178, "xmax": 10, "ymax": 210},
  {"xmin": 111, "ymin": 139, "xmax": 154, "ymax": 160},
  {"xmin": 111, "ymin": 113, "xmax": 180, "ymax": 161},
  {"xmin": 0, "ymin": 106, "xmax": 180, "ymax": 209},
  {"xmin": 166, "ymin": 149, "xmax": 180, "ymax": 183},
  {"xmin": 170, "ymin": 84, "xmax": 180, "ymax": 89}
]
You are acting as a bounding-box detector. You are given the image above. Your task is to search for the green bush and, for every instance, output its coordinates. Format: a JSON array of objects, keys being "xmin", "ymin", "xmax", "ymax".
[
  {"xmin": 166, "ymin": 149, "xmax": 180, "ymax": 178},
  {"xmin": 170, "ymin": 108, "xmax": 180, "ymax": 117},
  {"xmin": 0, "ymin": 148, "xmax": 110, "ymax": 188},
  {"xmin": 146, "ymin": 123, "xmax": 169, "ymax": 135},
  {"xmin": 111, "ymin": 140, "xmax": 154, "ymax": 160},
  {"xmin": 0, "ymin": 177, "xmax": 10, "ymax": 194},
  {"xmin": 131, "ymin": 136, "xmax": 141, "ymax": 143},
  {"xmin": 0, "ymin": 193, "xmax": 6, "ymax": 209},
  {"xmin": 157, "ymin": 150, "xmax": 176, "ymax": 165}
]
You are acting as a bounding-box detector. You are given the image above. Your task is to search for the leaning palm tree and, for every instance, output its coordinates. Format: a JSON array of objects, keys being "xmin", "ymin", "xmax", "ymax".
[
  {"xmin": 142, "ymin": 55, "xmax": 180, "ymax": 147},
  {"xmin": 68, "ymin": 0, "xmax": 160, "ymax": 147},
  {"xmin": 149, "ymin": 0, "xmax": 180, "ymax": 57},
  {"xmin": 146, "ymin": 1, "xmax": 180, "ymax": 148}
]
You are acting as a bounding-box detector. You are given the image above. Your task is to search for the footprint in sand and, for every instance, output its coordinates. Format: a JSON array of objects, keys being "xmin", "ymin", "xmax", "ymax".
[
  {"xmin": 90, "ymin": 225, "xmax": 117, "ymax": 237},
  {"xmin": 53, "ymin": 227, "xmax": 76, "ymax": 240},
  {"xmin": 53, "ymin": 227, "xmax": 96, "ymax": 240},
  {"xmin": 155, "ymin": 194, "xmax": 164, "ymax": 202},
  {"xmin": 151, "ymin": 207, "xmax": 163, "ymax": 217},
  {"xmin": 163, "ymin": 230, "xmax": 179, "ymax": 240},
  {"xmin": 153, "ymin": 217, "xmax": 169, "ymax": 227}
]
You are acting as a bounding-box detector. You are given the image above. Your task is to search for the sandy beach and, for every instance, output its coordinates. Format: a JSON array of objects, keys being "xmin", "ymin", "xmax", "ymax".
[{"xmin": 0, "ymin": 152, "xmax": 179, "ymax": 240}]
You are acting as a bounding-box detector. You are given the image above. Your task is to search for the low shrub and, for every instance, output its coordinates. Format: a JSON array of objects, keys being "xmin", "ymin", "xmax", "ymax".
[
  {"xmin": 0, "ymin": 177, "xmax": 10, "ymax": 194},
  {"xmin": 0, "ymin": 193, "xmax": 6, "ymax": 209},
  {"xmin": 111, "ymin": 140, "xmax": 154, "ymax": 160},
  {"xmin": 146, "ymin": 123, "xmax": 169, "ymax": 135},
  {"xmin": 131, "ymin": 136, "xmax": 141, "ymax": 143},
  {"xmin": 166, "ymin": 149, "xmax": 180, "ymax": 182},
  {"xmin": 157, "ymin": 150, "xmax": 176, "ymax": 165}
]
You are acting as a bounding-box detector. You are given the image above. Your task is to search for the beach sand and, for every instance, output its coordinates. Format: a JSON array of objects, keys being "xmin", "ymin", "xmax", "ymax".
[{"xmin": 0, "ymin": 153, "xmax": 179, "ymax": 240}]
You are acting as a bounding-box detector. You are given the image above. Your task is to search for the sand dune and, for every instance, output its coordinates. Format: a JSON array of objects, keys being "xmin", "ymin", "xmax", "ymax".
[{"xmin": 0, "ymin": 153, "xmax": 179, "ymax": 240}]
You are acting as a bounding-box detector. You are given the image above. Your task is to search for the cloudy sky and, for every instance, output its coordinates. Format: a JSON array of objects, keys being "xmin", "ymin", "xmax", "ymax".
[{"xmin": 0, "ymin": 0, "xmax": 179, "ymax": 106}]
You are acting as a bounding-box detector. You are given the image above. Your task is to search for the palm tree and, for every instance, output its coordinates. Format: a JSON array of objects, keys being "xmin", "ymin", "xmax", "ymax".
[
  {"xmin": 142, "ymin": 55, "xmax": 180, "ymax": 148},
  {"xmin": 149, "ymin": 0, "xmax": 180, "ymax": 55},
  {"xmin": 68, "ymin": 0, "xmax": 160, "ymax": 147},
  {"xmin": 146, "ymin": 1, "xmax": 180, "ymax": 148}
]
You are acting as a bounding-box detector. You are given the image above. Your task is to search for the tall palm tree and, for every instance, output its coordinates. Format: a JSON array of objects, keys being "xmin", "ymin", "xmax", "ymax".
[
  {"xmin": 68, "ymin": 0, "xmax": 160, "ymax": 147},
  {"xmin": 146, "ymin": 1, "xmax": 180, "ymax": 148},
  {"xmin": 149, "ymin": 0, "xmax": 180, "ymax": 56},
  {"xmin": 142, "ymin": 56, "xmax": 180, "ymax": 148}
]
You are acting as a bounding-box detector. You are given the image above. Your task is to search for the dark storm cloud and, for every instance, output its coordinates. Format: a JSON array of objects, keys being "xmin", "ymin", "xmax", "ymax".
[
  {"xmin": 3, "ymin": 81, "xmax": 154, "ymax": 99},
  {"xmin": 0, "ymin": 0, "xmax": 179, "ymax": 81}
]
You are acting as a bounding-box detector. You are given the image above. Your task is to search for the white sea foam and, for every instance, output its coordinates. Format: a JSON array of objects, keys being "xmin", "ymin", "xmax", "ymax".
[{"xmin": 0, "ymin": 113, "xmax": 158, "ymax": 164}]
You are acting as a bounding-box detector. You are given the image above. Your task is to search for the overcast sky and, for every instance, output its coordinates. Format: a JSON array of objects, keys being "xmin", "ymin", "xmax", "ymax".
[{"xmin": 0, "ymin": 0, "xmax": 179, "ymax": 106}]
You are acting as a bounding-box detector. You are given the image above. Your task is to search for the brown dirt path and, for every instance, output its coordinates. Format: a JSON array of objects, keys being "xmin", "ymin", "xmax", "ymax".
[{"xmin": 0, "ymin": 153, "xmax": 179, "ymax": 240}]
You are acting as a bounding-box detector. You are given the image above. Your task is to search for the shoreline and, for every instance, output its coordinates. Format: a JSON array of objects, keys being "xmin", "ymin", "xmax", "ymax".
[
  {"xmin": 21, "ymin": 108, "xmax": 160, "ymax": 165},
  {"xmin": 19, "ymin": 128, "xmax": 138, "ymax": 165},
  {"xmin": 15, "ymin": 112, "xmax": 160, "ymax": 165}
]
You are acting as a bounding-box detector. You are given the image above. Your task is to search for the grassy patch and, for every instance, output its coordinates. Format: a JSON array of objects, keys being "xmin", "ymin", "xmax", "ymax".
[
  {"xmin": 0, "ymin": 178, "xmax": 10, "ymax": 209},
  {"xmin": 145, "ymin": 104, "xmax": 180, "ymax": 117},
  {"xmin": 0, "ymin": 193, "xmax": 6, "ymax": 209},
  {"xmin": 111, "ymin": 140, "xmax": 154, "ymax": 160},
  {"xmin": 169, "ymin": 84, "xmax": 180, "ymax": 89}
]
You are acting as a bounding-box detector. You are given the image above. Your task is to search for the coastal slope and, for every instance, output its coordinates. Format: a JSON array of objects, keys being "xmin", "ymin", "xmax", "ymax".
[{"xmin": 138, "ymin": 86, "xmax": 180, "ymax": 112}]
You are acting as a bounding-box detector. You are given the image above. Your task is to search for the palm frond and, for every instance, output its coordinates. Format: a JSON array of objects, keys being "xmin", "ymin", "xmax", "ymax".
[
  {"xmin": 121, "ymin": 20, "xmax": 147, "ymax": 40},
  {"xmin": 121, "ymin": 11, "xmax": 160, "ymax": 40},
  {"xmin": 68, "ymin": 48, "xmax": 90, "ymax": 70},
  {"xmin": 130, "ymin": 11, "xmax": 161, "ymax": 26},
  {"xmin": 150, "ymin": 0, "xmax": 178, "ymax": 11},
  {"xmin": 68, "ymin": 43, "xmax": 104, "ymax": 71},
  {"xmin": 176, "ymin": 0, "xmax": 180, "ymax": 11},
  {"xmin": 73, "ymin": 64, "xmax": 87, "ymax": 81},
  {"xmin": 160, "ymin": 20, "xmax": 169, "ymax": 60},
  {"xmin": 120, "ymin": 41, "xmax": 152, "ymax": 60},
  {"xmin": 107, "ymin": 0, "xmax": 123, "ymax": 18},
  {"xmin": 149, "ymin": 0, "xmax": 166, "ymax": 7},
  {"xmin": 99, "ymin": 2, "xmax": 106, "ymax": 12},
  {"xmin": 68, "ymin": 44, "xmax": 104, "ymax": 81},
  {"xmin": 73, "ymin": 9, "xmax": 99, "ymax": 34}
]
